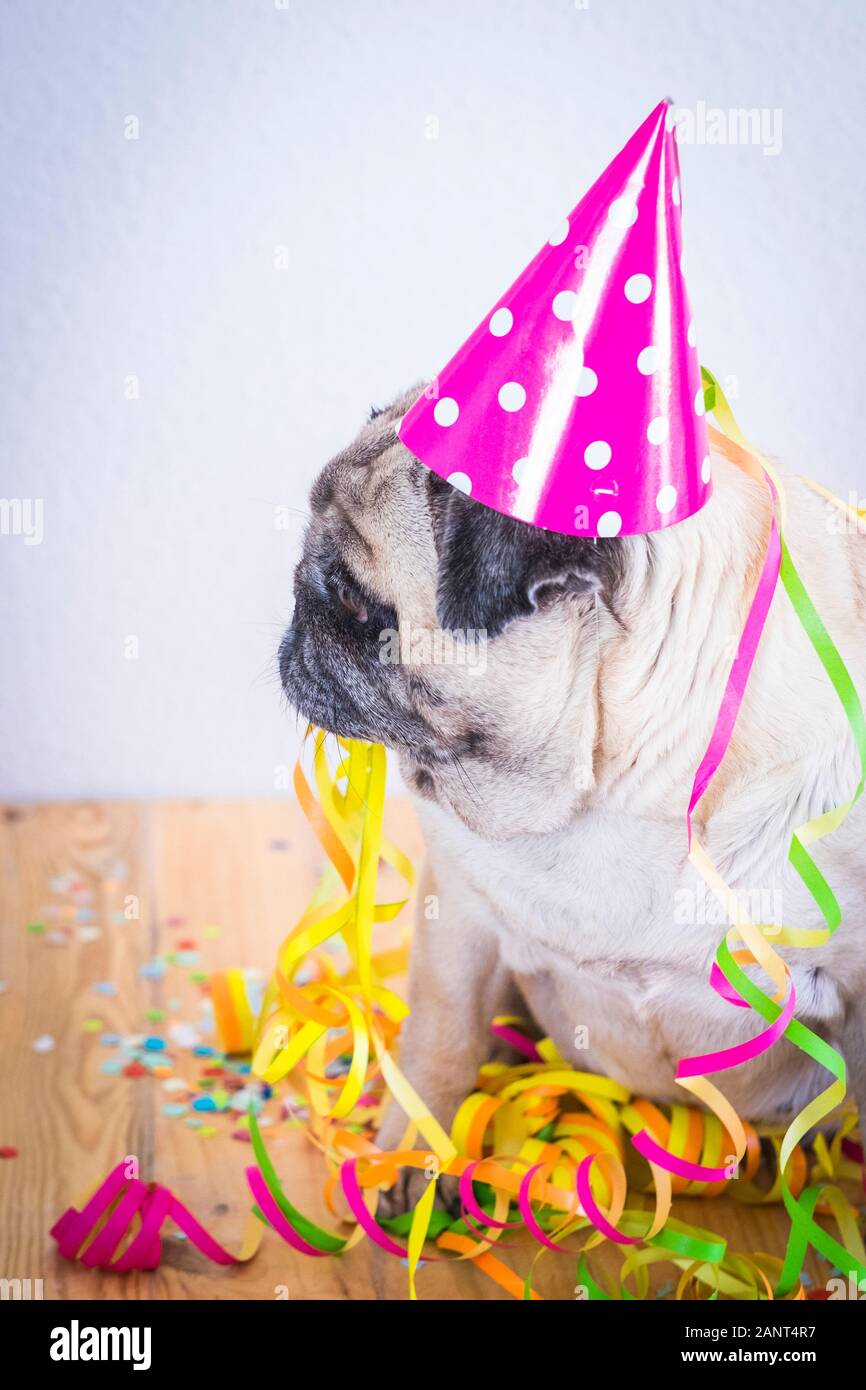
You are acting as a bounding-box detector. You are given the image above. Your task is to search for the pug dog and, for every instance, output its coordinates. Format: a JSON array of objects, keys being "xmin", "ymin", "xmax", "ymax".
[{"xmin": 279, "ymin": 385, "xmax": 866, "ymax": 1191}]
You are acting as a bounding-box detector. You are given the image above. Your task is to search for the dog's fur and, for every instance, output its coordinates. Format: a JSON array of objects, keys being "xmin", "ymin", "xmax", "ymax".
[{"xmin": 280, "ymin": 386, "xmax": 866, "ymax": 1161}]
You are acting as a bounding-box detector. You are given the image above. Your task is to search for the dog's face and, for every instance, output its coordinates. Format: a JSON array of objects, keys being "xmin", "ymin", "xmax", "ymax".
[{"xmin": 280, "ymin": 387, "xmax": 627, "ymax": 837}]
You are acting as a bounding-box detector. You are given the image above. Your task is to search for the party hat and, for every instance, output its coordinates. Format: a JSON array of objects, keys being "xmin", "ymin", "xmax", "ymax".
[{"xmin": 398, "ymin": 101, "xmax": 710, "ymax": 538}]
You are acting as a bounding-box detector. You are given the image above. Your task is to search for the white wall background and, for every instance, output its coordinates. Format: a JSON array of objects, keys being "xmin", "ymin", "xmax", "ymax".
[{"xmin": 1, "ymin": 0, "xmax": 864, "ymax": 798}]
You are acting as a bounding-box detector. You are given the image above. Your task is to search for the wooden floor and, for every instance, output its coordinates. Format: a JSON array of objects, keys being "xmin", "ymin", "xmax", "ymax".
[{"xmin": 0, "ymin": 798, "xmax": 830, "ymax": 1300}]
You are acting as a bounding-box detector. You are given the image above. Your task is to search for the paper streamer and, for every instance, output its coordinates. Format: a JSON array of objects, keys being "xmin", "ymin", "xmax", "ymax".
[{"xmin": 211, "ymin": 969, "xmax": 264, "ymax": 1056}]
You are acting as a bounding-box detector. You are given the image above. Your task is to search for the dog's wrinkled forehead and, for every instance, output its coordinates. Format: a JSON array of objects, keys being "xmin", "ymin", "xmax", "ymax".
[
  {"xmin": 302, "ymin": 384, "xmax": 628, "ymax": 640},
  {"xmin": 312, "ymin": 388, "xmax": 422, "ymax": 508},
  {"xmin": 306, "ymin": 386, "xmax": 437, "ymax": 611}
]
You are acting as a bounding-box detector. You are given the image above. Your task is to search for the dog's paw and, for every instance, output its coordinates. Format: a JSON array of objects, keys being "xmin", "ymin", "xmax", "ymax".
[{"xmin": 375, "ymin": 1162, "xmax": 462, "ymax": 1225}]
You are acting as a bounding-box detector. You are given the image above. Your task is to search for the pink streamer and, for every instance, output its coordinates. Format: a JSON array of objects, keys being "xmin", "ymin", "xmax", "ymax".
[
  {"xmin": 709, "ymin": 960, "xmax": 751, "ymax": 1008},
  {"xmin": 627, "ymin": 476, "xmax": 784, "ymax": 1186},
  {"xmin": 459, "ymin": 1159, "xmax": 521, "ymax": 1231},
  {"xmin": 50, "ymin": 1161, "xmax": 250, "ymax": 1270},
  {"xmin": 339, "ymin": 1157, "xmax": 409, "ymax": 1258},
  {"xmin": 245, "ymin": 1166, "xmax": 327, "ymax": 1258},
  {"xmin": 686, "ymin": 489, "xmax": 781, "ymax": 842},
  {"xmin": 490, "ymin": 1022, "xmax": 542, "ymax": 1063}
]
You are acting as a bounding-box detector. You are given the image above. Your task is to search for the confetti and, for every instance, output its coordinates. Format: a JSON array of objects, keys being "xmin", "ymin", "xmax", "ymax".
[
  {"xmin": 100, "ymin": 1059, "xmax": 124, "ymax": 1076},
  {"xmin": 77, "ymin": 926, "xmax": 102, "ymax": 943},
  {"xmin": 26, "ymin": 921, "xmax": 46, "ymax": 935},
  {"xmin": 82, "ymin": 1018, "xmax": 104, "ymax": 1033},
  {"xmin": 192, "ymin": 1096, "xmax": 216, "ymax": 1112},
  {"xmin": 0, "ymin": 1146, "xmax": 18, "ymax": 1158},
  {"xmin": 32, "ymin": 1035, "xmax": 56, "ymax": 1053},
  {"xmin": 122, "ymin": 1062, "xmax": 148, "ymax": 1078},
  {"xmin": 143, "ymin": 1036, "xmax": 166, "ymax": 1051},
  {"xmin": 139, "ymin": 959, "xmax": 165, "ymax": 980},
  {"xmin": 161, "ymin": 1103, "xmax": 188, "ymax": 1118},
  {"xmin": 92, "ymin": 982, "xmax": 118, "ymax": 997},
  {"xmin": 144, "ymin": 1008, "xmax": 165, "ymax": 1022},
  {"xmin": 100, "ymin": 1033, "xmax": 121, "ymax": 1047}
]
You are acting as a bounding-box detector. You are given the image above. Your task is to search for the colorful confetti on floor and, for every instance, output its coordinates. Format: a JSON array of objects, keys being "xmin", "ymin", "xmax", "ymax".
[{"xmin": 13, "ymin": 854, "xmax": 310, "ymax": 1153}]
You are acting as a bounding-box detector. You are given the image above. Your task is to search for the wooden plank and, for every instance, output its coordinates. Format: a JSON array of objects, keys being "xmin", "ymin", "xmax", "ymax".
[{"xmin": 0, "ymin": 798, "xmax": 830, "ymax": 1300}]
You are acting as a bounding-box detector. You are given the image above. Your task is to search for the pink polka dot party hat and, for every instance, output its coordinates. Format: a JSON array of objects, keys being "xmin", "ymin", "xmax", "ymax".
[{"xmin": 398, "ymin": 100, "xmax": 711, "ymax": 538}]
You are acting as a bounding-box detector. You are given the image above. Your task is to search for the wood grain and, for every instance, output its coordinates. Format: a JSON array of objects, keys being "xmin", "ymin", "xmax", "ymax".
[{"xmin": 0, "ymin": 799, "xmax": 828, "ymax": 1300}]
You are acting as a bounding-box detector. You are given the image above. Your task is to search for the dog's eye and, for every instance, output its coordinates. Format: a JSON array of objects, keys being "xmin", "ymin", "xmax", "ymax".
[{"xmin": 336, "ymin": 580, "xmax": 369, "ymax": 624}]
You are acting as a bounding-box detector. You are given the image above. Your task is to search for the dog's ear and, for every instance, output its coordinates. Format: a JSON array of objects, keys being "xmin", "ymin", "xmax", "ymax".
[{"xmin": 426, "ymin": 474, "xmax": 624, "ymax": 638}]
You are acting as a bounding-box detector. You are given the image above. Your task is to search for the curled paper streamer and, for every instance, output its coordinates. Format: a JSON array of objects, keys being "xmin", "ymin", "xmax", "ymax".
[
  {"xmin": 679, "ymin": 375, "xmax": 864, "ymax": 1293},
  {"xmin": 51, "ymin": 387, "xmax": 866, "ymax": 1295},
  {"xmin": 211, "ymin": 969, "xmax": 263, "ymax": 1056}
]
